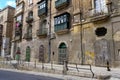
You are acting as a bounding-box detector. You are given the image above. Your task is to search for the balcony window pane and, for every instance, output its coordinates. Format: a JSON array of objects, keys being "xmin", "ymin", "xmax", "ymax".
[
  {"xmin": 63, "ymin": 15, "xmax": 67, "ymax": 22},
  {"xmin": 54, "ymin": 18, "xmax": 57, "ymax": 25},
  {"xmin": 61, "ymin": 16, "xmax": 64, "ymax": 23},
  {"xmin": 43, "ymin": 3, "xmax": 45, "ymax": 8},
  {"xmin": 58, "ymin": 17, "xmax": 60, "ymax": 24},
  {"xmin": 54, "ymin": 13, "xmax": 70, "ymax": 32}
]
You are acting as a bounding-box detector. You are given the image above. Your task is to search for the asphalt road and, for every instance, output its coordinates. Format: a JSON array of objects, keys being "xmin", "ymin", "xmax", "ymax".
[{"xmin": 0, "ymin": 70, "xmax": 63, "ymax": 80}]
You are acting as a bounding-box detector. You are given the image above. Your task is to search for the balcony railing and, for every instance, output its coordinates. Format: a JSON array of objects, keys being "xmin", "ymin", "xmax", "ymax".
[
  {"xmin": 14, "ymin": 36, "xmax": 21, "ymax": 41},
  {"xmin": 24, "ymin": 33, "xmax": 32, "ymax": 40},
  {"xmin": 38, "ymin": 8, "xmax": 47, "ymax": 17},
  {"xmin": 55, "ymin": 0, "xmax": 69, "ymax": 9},
  {"xmin": 26, "ymin": 16, "xmax": 33, "ymax": 23},
  {"xmin": 36, "ymin": 28, "xmax": 47, "ymax": 37},
  {"xmin": 89, "ymin": 5, "xmax": 109, "ymax": 22}
]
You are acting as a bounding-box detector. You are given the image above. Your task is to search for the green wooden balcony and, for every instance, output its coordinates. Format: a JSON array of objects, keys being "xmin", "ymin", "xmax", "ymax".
[
  {"xmin": 55, "ymin": 0, "xmax": 69, "ymax": 9},
  {"xmin": 55, "ymin": 22, "xmax": 69, "ymax": 34},
  {"xmin": 38, "ymin": 8, "xmax": 47, "ymax": 17}
]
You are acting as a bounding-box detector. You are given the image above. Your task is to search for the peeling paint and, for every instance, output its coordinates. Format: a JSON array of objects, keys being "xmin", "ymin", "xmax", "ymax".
[{"xmin": 85, "ymin": 51, "xmax": 95, "ymax": 64}]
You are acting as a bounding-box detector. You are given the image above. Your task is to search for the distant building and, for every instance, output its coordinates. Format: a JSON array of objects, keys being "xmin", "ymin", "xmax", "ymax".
[{"xmin": 0, "ymin": 6, "xmax": 15, "ymax": 57}]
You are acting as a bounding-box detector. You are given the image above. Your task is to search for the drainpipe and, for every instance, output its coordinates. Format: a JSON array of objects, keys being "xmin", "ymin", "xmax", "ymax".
[
  {"xmin": 48, "ymin": 0, "xmax": 52, "ymax": 62},
  {"xmin": 79, "ymin": 0, "xmax": 84, "ymax": 65}
]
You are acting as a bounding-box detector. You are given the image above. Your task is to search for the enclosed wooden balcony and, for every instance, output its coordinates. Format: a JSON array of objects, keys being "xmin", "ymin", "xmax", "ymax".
[
  {"xmin": 55, "ymin": 0, "xmax": 69, "ymax": 9},
  {"xmin": 38, "ymin": 8, "xmax": 47, "ymax": 17},
  {"xmin": 55, "ymin": 23, "xmax": 69, "ymax": 35}
]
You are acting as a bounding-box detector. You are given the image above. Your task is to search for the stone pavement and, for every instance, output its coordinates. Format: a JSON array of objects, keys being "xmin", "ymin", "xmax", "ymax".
[{"xmin": 0, "ymin": 60, "xmax": 120, "ymax": 80}]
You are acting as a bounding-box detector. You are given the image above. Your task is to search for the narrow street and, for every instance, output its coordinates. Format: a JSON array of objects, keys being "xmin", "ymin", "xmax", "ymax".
[{"xmin": 0, "ymin": 70, "xmax": 62, "ymax": 80}]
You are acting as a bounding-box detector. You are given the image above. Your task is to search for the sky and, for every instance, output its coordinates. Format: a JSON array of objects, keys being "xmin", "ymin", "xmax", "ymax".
[{"xmin": 0, "ymin": 0, "xmax": 16, "ymax": 9}]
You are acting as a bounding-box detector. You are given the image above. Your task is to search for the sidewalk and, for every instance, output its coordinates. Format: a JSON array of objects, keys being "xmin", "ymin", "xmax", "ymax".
[{"xmin": 0, "ymin": 60, "xmax": 120, "ymax": 80}]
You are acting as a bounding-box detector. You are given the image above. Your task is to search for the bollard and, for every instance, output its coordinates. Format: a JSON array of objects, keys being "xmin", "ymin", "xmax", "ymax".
[
  {"xmin": 63, "ymin": 60, "xmax": 68, "ymax": 75},
  {"xmin": 107, "ymin": 61, "xmax": 111, "ymax": 71},
  {"xmin": 42, "ymin": 61, "xmax": 44, "ymax": 70}
]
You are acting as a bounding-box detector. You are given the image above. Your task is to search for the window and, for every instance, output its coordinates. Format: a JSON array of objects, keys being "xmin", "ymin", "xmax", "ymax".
[
  {"xmin": 0, "ymin": 25, "xmax": 3, "ymax": 33},
  {"xmin": 0, "ymin": 16, "xmax": 3, "ymax": 23},
  {"xmin": 16, "ymin": 15, "xmax": 22, "ymax": 22},
  {"xmin": 54, "ymin": 13, "xmax": 70, "ymax": 32},
  {"xmin": 40, "ymin": 20, "xmax": 47, "ymax": 34},
  {"xmin": 55, "ymin": 0, "xmax": 69, "ymax": 9},
  {"xmin": 16, "ymin": 0, "xmax": 20, "ymax": 3},
  {"xmin": 28, "ymin": 11, "xmax": 33, "ymax": 17},
  {"xmin": 37, "ymin": 0, "xmax": 47, "ymax": 16},
  {"xmin": 94, "ymin": 0, "xmax": 107, "ymax": 13},
  {"xmin": 16, "ymin": 4, "xmax": 23, "ymax": 11},
  {"xmin": 27, "ymin": 25, "xmax": 32, "ymax": 36},
  {"xmin": 28, "ymin": 0, "xmax": 33, "ymax": 5},
  {"xmin": 38, "ymin": 0, "xmax": 46, "ymax": 10}
]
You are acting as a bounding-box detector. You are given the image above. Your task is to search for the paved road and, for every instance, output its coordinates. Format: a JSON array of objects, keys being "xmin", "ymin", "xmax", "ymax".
[{"xmin": 0, "ymin": 70, "xmax": 63, "ymax": 80}]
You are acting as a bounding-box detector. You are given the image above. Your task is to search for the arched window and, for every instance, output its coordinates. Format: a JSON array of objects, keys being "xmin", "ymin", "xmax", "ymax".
[
  {"xmin": 39, "ymin": 20, "xmax": 47, "ymax": 34},
  {"xmin": 26, "ymin": 46, "xmax": 31, "ymax": 62},
  {"xmin": 28, "ymin": 11, "xmax": 33, "ymax": 18},
  {"xmin": 39, "ymin": 45, "xmax": 44, "ymax": 62}
]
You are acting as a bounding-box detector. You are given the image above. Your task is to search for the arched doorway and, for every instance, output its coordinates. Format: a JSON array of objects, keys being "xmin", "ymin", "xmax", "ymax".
[
  {"xmin": 94, "ymin": 39, "xmax": 110, "ymax": 66},
  {"xmin": 58, "ymin": 43, "xmax": 67, "ymax": 64},
  {"xmin": 39, "ymin": 45, "xmax": 44, "ymax": 62},
  {"xmin": 26, "ymin": 46, "xmax": 31, "ymax": 62}
]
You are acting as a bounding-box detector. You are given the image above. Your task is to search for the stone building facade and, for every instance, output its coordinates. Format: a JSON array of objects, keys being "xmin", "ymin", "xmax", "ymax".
[
  {"xmin": 11, "ymin": 0, "xmax": 120, "ymax": 67},
  {"xmin": 0, "ymin": 6, "xmax": 15, "ymax": 57}
]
